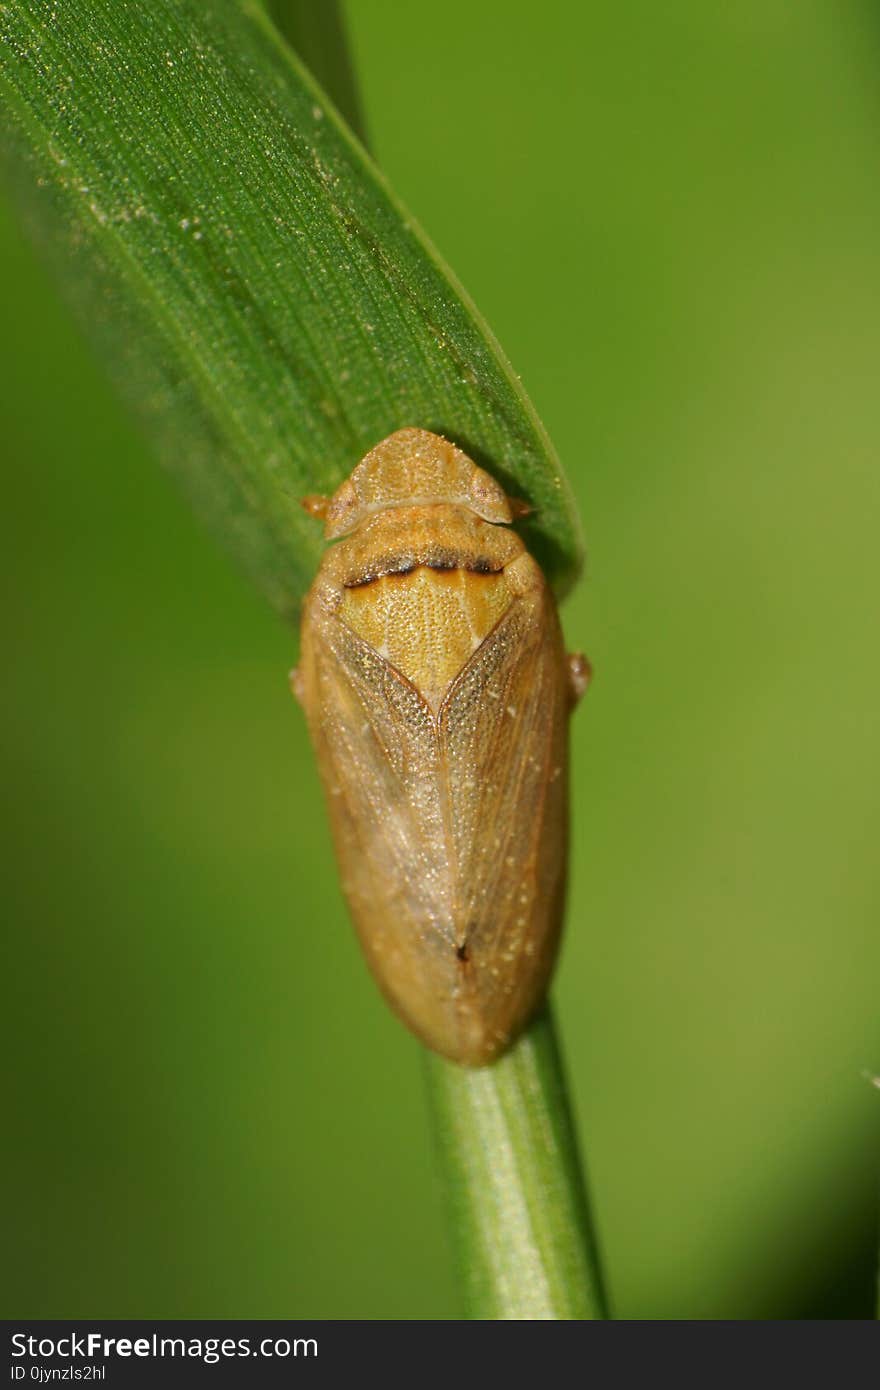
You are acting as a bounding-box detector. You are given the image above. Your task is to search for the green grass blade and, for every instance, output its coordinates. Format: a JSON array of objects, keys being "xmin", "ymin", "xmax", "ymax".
[
  {"xmin": 1, "ymin": 0, "xmax": 602, "ymax": 1320},
  {"xmin": 0, "ymin": 0, "xmax": 582, "ymax": 623},
  {"xmin": 426, "ymin": 1008, "xmax": 608, "ymax": 1320},
  {"xmin": 266, "ymin": 1, "xmax": 366, "ymax": 144}
]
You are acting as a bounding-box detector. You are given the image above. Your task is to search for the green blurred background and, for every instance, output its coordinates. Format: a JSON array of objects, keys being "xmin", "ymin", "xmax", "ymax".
[{"xmin": 3, "ymin": 0, "xmax": 879, "ymax": 1319}]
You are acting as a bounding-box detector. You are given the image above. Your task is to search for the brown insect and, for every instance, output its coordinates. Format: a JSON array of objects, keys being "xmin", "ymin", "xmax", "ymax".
[{"xmin": 292, "ymin": 428, "xmax": 589, "ymax": 1065}]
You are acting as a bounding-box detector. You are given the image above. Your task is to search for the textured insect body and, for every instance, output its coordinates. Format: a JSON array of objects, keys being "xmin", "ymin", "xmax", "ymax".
[{"xmin": 294, "ymin": 428, "xmax": 587, "ymax": 1066}]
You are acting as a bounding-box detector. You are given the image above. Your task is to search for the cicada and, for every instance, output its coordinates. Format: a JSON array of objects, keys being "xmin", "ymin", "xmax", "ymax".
[{"xmin": 293, "ymin": 428, "xmax": 588, "ymax": 1065}]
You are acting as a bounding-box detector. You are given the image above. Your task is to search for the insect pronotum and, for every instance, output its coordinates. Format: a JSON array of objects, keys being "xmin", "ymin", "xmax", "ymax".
[{"xmin": 292, "ymin": 428, "xmax": 589, "ymax": 1066}]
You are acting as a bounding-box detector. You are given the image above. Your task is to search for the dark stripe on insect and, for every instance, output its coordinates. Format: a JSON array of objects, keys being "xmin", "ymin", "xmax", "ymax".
[{"xmin": 344, "ymin": 557, "xmax": 502, "ymax": 589}]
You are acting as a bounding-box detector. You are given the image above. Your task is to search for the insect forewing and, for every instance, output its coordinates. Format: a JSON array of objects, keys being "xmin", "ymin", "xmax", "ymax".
[{"xmin": 300, "ymin": 561, "xmax": 569, "ymax": 1064}]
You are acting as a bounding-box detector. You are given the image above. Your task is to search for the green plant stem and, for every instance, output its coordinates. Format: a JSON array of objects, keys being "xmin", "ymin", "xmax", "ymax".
[{"xmin": 426, "ymin": 1007, "xmax": 608, "ymax": 1320}]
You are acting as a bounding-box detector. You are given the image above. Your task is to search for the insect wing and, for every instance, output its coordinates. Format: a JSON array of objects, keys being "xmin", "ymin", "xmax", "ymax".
[
  {"xmin": 299, "ymin": 564, "xmax": 570, "ymax": 1064},
  {"xmin": 439, "ymin": 582, "xmax": 569, "ymax": 1049},
  {"xmin": 300, "ymin": 604, "xmax": 463, "ymax": 1048}
]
